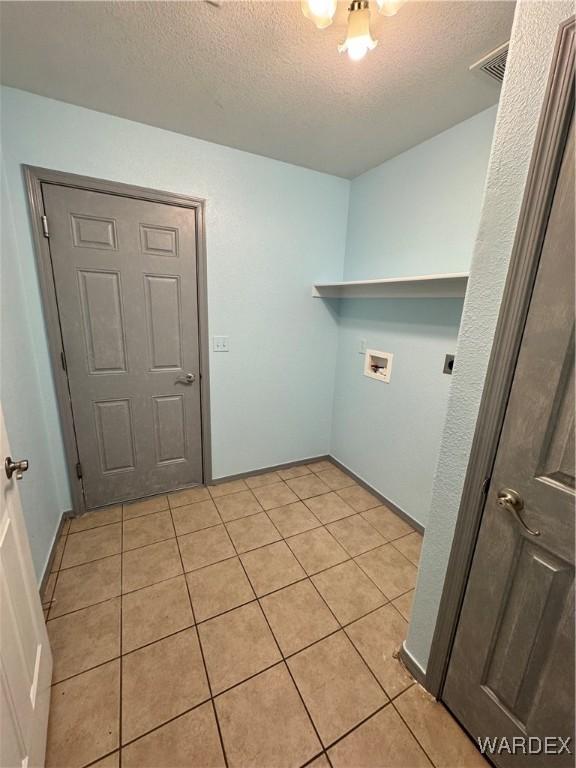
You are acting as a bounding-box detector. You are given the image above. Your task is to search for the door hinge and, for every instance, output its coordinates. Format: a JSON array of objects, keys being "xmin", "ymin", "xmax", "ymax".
[
  {"xmin": 60, "ymin": 349, "xmax": 67, "ymax": 372},
  {"xmin": 76, "ymin": 462, "xmax": 83, "ymax": 479},
  {"xmin": 41, "ymin": 215, "xmax": 50, "ymax": 238}
]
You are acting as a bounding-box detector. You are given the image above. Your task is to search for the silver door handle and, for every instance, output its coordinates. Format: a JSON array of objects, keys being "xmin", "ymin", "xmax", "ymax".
[
  {"xmin": 496, "ymin": 488, "xmax": 540, "ymax": 536},
  {"xmin": 5, "ymin": 456, "xmax": 29, "ymax": 480},
  {"xmin": 175, "ymin": 373, "xmax": 196, "ymax": 385}
]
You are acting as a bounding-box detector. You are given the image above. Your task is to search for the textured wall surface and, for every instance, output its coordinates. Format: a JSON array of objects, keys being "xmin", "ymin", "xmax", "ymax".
[
  {"xmin": 330, "ymin": 109, "xmax": 497, "ymax": 526},
  {"xmin": 331, "ymin": 299, "xmax": 463, "ymax": 527},
  {"xmin": 1, "ymin": 164, "xmax": 70, "ymax": 575},
  {"xmin": 406, "ymin": 0, "xmax": 575, "ymax": 674},
  {"xmin": 0, "ymin": 86, "xmax": 349, "ymax": 579},
  {"xmin": 343, "ymin": 107, "xmax": 498, "ymax": 279}
]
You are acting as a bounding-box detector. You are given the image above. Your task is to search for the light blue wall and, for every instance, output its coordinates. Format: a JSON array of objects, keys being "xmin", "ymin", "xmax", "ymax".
[
  {"xmin": 0, "ymin": 86, "xmax": 500, "ymax": 580},
  {"xmin": 1, "ymin": 162, "xmax": 70, "ymax": 574},
  {"xmin": 0, "ymin": 86, "xmax": 349, "ymax": 580},
  {"xmin": 343, "ymin": 107, "xmax": 498, "ymax": 280},
  {"xmin": 331, "ymin": 299, "xmax": 463, "ymax": 525},
  {"xmin": 330, "ymin": 108, "xmax": 497, "ymax": 527},
  {"xmin": 405, "ymin": 0, "xmax": 575, "ymax": 674}
]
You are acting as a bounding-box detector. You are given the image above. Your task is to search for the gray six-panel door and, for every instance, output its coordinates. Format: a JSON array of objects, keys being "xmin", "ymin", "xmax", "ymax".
[
  {"xmin": 42, "ymin": 184, "xmax": 203, "ymax": 508},
  {"xmin": 443, "ymin": 123, "xmax": 575, "ymax": 765}
]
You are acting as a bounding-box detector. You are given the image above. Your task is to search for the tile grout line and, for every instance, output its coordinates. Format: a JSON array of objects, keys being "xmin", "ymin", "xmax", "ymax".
[
  {"xmin": 48, "ymin": 473, "xmax": 425, "ymax": 766},
  {"xmin": 46, "ymin": 548, "xmax": 415, "ymax": 644},
  {"xmin": 66, "ymin": 519, "xmax": 122, "ymax": 541},
  {"xmin": 61, "ymin": 508, "xmax": 418, "ymax": 561},
  {"xmin": 168, "ymin": 504, "xmax": 231, "ymax": 768},
  {"xmin": 300, "ymin": 750, "xmax": 333, "ymax": 768},
  {"xmin": 46, "ymin": 521, "xmax": 417, "ymax": 626},
  {"xmin": 65, "ymin": 524, "xmax": 218, "ymax": 764},
  {"xmin": 47, "ymin": 584, "xmax": 122, "ymax": 625},
  {"xmin": 211, "ymin": 658, "xmax": 286, "ymax": 699},
  {"xmin": 198, "ymin": 612, "xmax": 400, "ymax": 764},
  {"xmin": 47, "ymin": 490, "xmax": 418, "ymax": 674},
  {"xmin": 48, "ymin": 470, "xmax": 412, "ymax": 732},
  {"xmin": 351, "ymin": 542, "xmax": 417, "ymax": 601},
  {"xmin": 58, "ymin": 529, "xmax": 124, "ymax": 572},
  {"xmin": 229, "ymin": 514, "xmax": 417, "ymax": 728},
  {"xmin": 69, "ymin": 477, "xmax": 263, "ymax": 534},
  {"xmin": 45, "ymin": 534, "xmax": 66, "ymax": 622},
  {"xmin": 390, "ymin": 695, "xmax": 440, "ymax": 767},
  {"xmin": 103, "ymin": 697, "xmax": 214, "ymax": 757},
  {"xmin": 45, "ymin": 622, "xmax": 331, "ymax": 687},
  {"xmin": 344, "ymin": 499, "xmax": 406, "ymax": 540},
  {"xmin": 271, "ymin": 531, "xmax": 353, "ymax": 634},
  {"xmin": 81, "ymin": 748, "xmax": 119, "ymax": 768},
  {"xmin": 226, "ymin": 518, "xmax": 329, "ymax": 765},
  {"xmin": 290, "ymin": 520, "xmax": 397, "ymax": 603},
  {"xmin": 259, "ymin": 506, "xmax": 287, "ymax": 548},
  {"xmin": 71, "ymin": 480, "xmax": 322, "ymax": 527},
  {"xmin": 301, "ymin": 496, "xmax": 353, "ymax": 520},
  {"xmin": 388, "ymin": 592, "xmax": 414, "ymax": 623},
  {"xmin": 46, "ymin": 576, "xmax": 419, "ymax": 690},
  {"xmin": 56, "ymin": 483, "xmax": 417, "ymax": 576},
  {"xmin": 66, "ymin": 465, "xmax": 371, "ymax": 534},
  {"xmin": 65, "ymin": 459, "xmax": 373, "ymax": 528},
  {"xmin": 48, "ymin": 554, "xmax": 251, "ymax": 623},
  {"xmin": 55, "ymin": 525, "xmax": 412, "ymax": 579},
  {"xmin": 56, "ymin": 652, "xmax": 418, "ymax": 768},
  {"xmin": 220, "ymin": 506, "xmax": 417, "ymax": 763},
  {"xmin": 388, "ymin": 536, "xmax": 421, "ymax": 567},
  {"xmin": 303, "ymin": 575, "xmax": 402, "ymax": 710},
  {"xmin": 278, "ymin": 567, "xmax": 403, "ymax": 714},
  {"xmin": 118, "ymin": 504, "xmax": 124, "ymax": 768},
  {"xmin": 322, "ymin": 700, "xmax": 392, "ymax": 757},
  {"xmin": 211, "ymin": 483, "xmax": 266, "ymax": 515},
  {"xmin": 76, "ymin": 673, "xmax": 419, "ymax": 768},
  {"xmin": 110, "ymin": 652, "xmax": 348, "ymax": 761},
  {"xmin": 269, "ymin": 500, "xmax": 325, "ymax": 536},
  {"xmin": 45, "ymin": 521, "xmax": 74, "ymax": 616}
]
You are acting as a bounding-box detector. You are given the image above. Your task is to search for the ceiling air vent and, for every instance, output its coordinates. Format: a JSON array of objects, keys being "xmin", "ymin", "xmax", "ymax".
[{"xmin": 470, "ymin": 42, "xmax": 509, "ymax": 84}]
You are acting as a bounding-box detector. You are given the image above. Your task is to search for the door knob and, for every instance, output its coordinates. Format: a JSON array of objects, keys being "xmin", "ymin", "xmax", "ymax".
[
  {"xmin": 175, "ymin": 373, "xmax": 196, "ymax": 385},
  {"xmin": 5, "ymin": 456, "xmax": 29, "ymax": 481},
  {"xmin": 496, "ymin": 488, "xmax": 540, "ymax": 536}
]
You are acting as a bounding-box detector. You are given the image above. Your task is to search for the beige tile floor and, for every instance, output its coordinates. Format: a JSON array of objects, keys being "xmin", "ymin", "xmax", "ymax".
[{"xmin": 41, "ymin": 460, "xmax": 487, "ymax": 768}]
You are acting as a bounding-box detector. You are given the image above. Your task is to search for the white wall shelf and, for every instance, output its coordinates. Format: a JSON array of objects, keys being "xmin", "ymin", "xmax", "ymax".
[{"xmin": 312, "ymin": 272, "xmax": 469, "ymax": 299}]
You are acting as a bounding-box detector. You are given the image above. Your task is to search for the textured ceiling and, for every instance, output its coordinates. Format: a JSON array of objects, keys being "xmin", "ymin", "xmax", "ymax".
[{"xmin": 0, "ymin": 1, "xmax": 515, "ymax": 177}]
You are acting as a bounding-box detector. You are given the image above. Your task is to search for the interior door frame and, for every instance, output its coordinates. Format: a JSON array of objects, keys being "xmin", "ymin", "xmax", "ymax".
[
  {"xmin": 23, "ymin": 165, "xmax": 212, "ymax": 516},
  {"xmin": 424, "ymin": 16, "xmax": 575, "ymax": 699}
]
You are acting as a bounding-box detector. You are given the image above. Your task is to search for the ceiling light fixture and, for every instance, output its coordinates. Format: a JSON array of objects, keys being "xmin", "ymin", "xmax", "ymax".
[
  {"xmin": 375, "ymin": 0, "xmax": 406, "ymax": 17},
  {"xmin": 338, "ymin": 0, "xmax": 377, "ymax": 61},
  {"xmin": 301, "ymin": 0, "xmax": 337, "ymax": 29},
  {"xmin": 302, "ymin": 0, "xmax": 407, "ymax": 60}
]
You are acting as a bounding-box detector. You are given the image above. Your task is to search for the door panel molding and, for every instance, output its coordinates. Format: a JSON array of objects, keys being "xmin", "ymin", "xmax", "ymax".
[
  {"xmin": 481, "ymin": 538, "xmax": 571, "ymax": 726},
  {"xmin": 94, "ymin": 398, "xmax": 136, "ymax": 474},
  {"xmin": 425, "ymin": 16, "xmax": 575, "ymax": 698},
  {"xmin": 78, "ymin": 268, "xmax": 128, "ymax": 374},
  {"xmin": 23, "ymin": 166, "xmax": 211, "ymax": 515}
]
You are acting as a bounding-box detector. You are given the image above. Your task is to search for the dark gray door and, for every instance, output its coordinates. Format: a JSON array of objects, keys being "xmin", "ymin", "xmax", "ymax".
[
  {"xmin": 42, "ymin": 184, "xmax": 203, "ymax": 509},
  {"xmin": 443, "ymin": 122, "xmax": 574, "ymax": 765}
]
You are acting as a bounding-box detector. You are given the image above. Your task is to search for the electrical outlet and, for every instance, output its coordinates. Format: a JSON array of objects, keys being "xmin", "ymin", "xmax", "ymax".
[
  {"xmin": 359, "ymin": 339, "xmax": 367, "ymax": 354},
  {"xmin": 213, "ymin": 336, "xmax": 230, "ymax": 352}
]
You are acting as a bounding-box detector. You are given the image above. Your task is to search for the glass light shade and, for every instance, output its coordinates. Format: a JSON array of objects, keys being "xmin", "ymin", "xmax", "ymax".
[
  {"xmin": 301, "ymin": 0, "xmax": 337, "ymax": 29},
  {"xmin": 338, "ymin": 4, "xmax": 377, "ymax": 61},
  {"xmin": 376, "ymin": 0, "xmax": 406, "ymax": 16}
]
